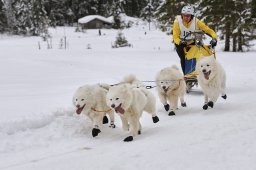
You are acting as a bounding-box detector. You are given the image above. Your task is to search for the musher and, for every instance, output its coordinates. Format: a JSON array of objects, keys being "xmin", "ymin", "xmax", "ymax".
[{"xmin": 172, "ymin": 5, "xmax": 218, "ymax": 75}]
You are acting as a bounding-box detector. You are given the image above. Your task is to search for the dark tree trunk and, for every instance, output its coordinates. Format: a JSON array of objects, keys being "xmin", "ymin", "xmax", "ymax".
[
  {"xmin": 238, "ymin": 28, "xmax": 243, "ymax": 51},
  {"xmin": 232, "ymin": 34, "xmax": 237, "ymax": 52},
  {"xmin": 224, "ymin": 22, "xmax": 231, "ymax": 51}
]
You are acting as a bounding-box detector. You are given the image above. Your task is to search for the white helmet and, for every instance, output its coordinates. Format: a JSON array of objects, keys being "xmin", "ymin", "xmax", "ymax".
[{"xmin": 181, "ymin": 5, "xmax": 194, "ymax": 15}]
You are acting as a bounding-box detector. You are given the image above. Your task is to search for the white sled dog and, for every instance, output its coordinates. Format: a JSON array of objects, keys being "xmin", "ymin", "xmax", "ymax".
[
  {"xmin": 120, "ymin": 74, "xmax": 160, "ymax": 123},
  {"xmin": 196, "ymin": 55, "xmax": 227, "ymax": 110},
  {"xmin": 155, "ymin": 65, "xmax": 187, "ymax": 116},
  {"xmin": 106, "ymin": 82, "xmax": 159, "ymax": 142},
  {"xmin": 72, "ymin": 84, "xmax": 115, "ymax": 137}
]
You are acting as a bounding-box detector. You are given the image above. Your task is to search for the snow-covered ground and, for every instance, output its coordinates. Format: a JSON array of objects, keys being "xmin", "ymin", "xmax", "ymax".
[{"xmin": 0, "ymin": 20, "xmax": 256, "ymax": 170}]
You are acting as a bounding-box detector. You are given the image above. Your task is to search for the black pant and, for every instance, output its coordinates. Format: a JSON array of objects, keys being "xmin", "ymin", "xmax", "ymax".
[{"xmin": 175, "ymin": 43, "xmax": 186, "ymax": 75}]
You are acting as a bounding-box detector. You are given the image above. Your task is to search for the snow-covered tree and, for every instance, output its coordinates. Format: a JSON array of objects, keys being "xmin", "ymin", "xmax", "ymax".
[
  {"xmin": 2, "ymin": 0, "xmax": 16, "ymax": 32},
  {"xmin": 111, "ymin": 1, "xmax": 125, "ymax": 29},
  {"xmin": 12, "ymin": 0, "xmax": 49, "ymax": 35},
  {"xmin": 252, "ymin": 0, "xmax": 256, "ymax": 18},
  {"xmin": 141, "ymin": 1, "xmax": 154, "ymax": 30},
  {"xmin": 43, "ymin": 0, "xmax": 66, "ymax": 26},
  {"xmin": 155, "ymin": 0, "xmax": 197, "ymax": 31},
  {"xmin": 141, "ymin": 1, "xmax": 153, "ymax": 20},
  {"xmin": 231, "ymin": 0, "xmax": 255, "ymax": 51},
  {"xmin": 31, "ymin": 0, "xmax": 49, "ymax": 35},
  {"xmin": 199, "ymin": 0, "xmax": 255, "ymax": 52},
  {"xmin": 12, "ymin": 0, "xmax": 33, "ymax": 34},
  {"xmin": 112, "ymin": 31, "xmax": 130, "ymax": 48},
  {"xmin": 0, "ymin": 0, "xmax": 7, "ymax": 32},
  {"xmin": 72, "ymin": 0, "xmax": 98, "ymax": 19}
]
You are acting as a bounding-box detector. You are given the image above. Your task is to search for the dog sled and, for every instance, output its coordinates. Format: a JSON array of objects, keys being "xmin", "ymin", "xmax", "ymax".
[{"xmin": 183, "ymin": 30, "xmax": 216, "ymax": 93}]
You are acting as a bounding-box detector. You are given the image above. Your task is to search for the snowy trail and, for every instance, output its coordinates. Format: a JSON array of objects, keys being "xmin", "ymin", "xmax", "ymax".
[{"xmin": 1, "ymin": 24, "xmax": 256, "ymax": 170}]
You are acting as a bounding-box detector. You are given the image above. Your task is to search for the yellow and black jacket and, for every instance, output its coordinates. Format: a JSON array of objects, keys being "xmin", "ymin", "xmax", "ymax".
[{"xmin": 172, "ymin": 15, "xmax": 217, "ymax": 45}]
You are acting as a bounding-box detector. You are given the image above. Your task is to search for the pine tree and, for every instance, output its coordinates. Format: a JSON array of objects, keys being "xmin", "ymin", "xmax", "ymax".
[
  {"xmin": 11, "ymin": 0, "xmax": 48, "ymax": 35},
  {"xmin": 141, "ymin": 1, "xmax": 154, "ymax": 30},
  {"xmin": 113, "ymin": 31, "xmax": 130, "ymax": 48},
  {"xmin": 97, "ymin": 0, "xmax": 106, "ymax": 16},
  {"xmin": 198, "ymin": 0, "xmax": 233, "ymax": 51},
  {"xmin": 252, "ymin": 0, "xmax": 256, "ymax": 18},
  {"xmin": 123, "ymin": 0, "xmax": 148, "ymax": 17},
  {"xmin": 13, "ymin": 0, "xmax": 33, "ymax": 34},
  {"xmin": 197, "ymin": 0, "xmax": 222, "ymax": 31},
  {"xmin": 31, "ymin": 0, "xmax": 49, "ymax": 35},
  {"xmin": 45, "ymin": 0, "xmax": 66, "ymax": 26},
  {"xmin": 111, "ymin": 1, "xmax": 125, "ymax": 29},
  {"xmin": 3, "ymin": 0, "xmax": 16, "ymax": 33},
  {"xmin": 0, "ymin": 0, "xmax": 7, "ymax": 32},
  {"xmin": 155, "ymin": 0, "xmax": 197, "ymax": 28},
  {"xmin": 233, "ymin": 0, "xmax": 256, "ymax": 51}
]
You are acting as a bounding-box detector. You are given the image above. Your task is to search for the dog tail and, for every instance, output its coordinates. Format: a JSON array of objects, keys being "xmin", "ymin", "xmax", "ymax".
[{"xmin": 121, "ymin": 74, "xmax": 139, "ymax": 84}]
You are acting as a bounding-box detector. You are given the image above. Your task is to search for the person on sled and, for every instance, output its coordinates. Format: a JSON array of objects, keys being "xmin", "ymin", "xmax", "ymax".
[{"xmin": 172, "ymin": 5, "xmax": 218, "ymax": 76}]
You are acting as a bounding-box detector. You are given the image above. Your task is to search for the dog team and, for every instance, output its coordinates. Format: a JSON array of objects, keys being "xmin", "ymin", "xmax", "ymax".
[{"xmin": 72, "ymin": 55, "xmax": 227, "ymax": 142}]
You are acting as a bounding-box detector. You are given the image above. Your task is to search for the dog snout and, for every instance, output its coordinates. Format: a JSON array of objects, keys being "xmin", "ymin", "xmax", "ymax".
[
  {"xmin": 162, "ymin": 86, "xmax": 166, "ymax": 90},
  {"xmin": 76, "ymin": 104, "xmax": 80, "ymax": 108},
  {"xmin": 202, "ymin": 69, "xmax": 207, "ymax": 73},
  {"xmin": 111, "ymin": 104, "xmax": 115, "ymax": 108}
]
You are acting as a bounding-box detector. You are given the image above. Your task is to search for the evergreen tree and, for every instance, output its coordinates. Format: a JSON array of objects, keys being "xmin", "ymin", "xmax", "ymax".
[
  {"xmin": 199, "ymin": 0, "xmax": 255, "ymax": 51},
  {"xmin": 252, "ymin": 0, "xmax": 256, "ymax": 18},
  {"xmin": 111, "ymin": 0, "xmax": 125, "ymax": 29},
  {"xmin": 74, "ymin": 0, "xmax": 93, "ymax": 19},
  {"xmin": 3, "ymin": 0, "xmax": 16, "ymax": 33},
  {"xmin": 104, "ymin": 0, "xmax": 115, "ymax": 17},
  {"xmin": 198, "ymin": 0, "xmax": 233, "ymax": 51},
  {"xmin": 47, "ymin": 0, "xmax": 66, "ymax": 26},
  {"xmin": 97, "ymin": 0, "xmax": 106, "ymax": 16},
  {"xmin": 141, "ymin": 1, "xmax": 154, "ymax": 30},
  {"xmin": 13, "ymin": 0, "xmax": 33, "ymax": 34},
  {"xmin": 90, "ymin": 0, "xmax": 99, "ymax": 14},
  {"xmin": 0, "ymin": 0, "xmax": 7, "ymax": 32},
  {"xmin": 197, "ymin": 0, "xmax": 222, "ymax": 31},
  {"xmin": 155, "ymin": 0, "xmax": 197, "ymax": 28},
  {"xmin": 31, "ymin": 0, "xmax": 49, "ymax": 35},
  {"xmin": 11, "ymin": 0, "xmax": 48, "ymax": 35},
  {"xmin": 233, "ymin": 0, "xmax": 255, "ymax": 51},
  {"xmin": 123, "ymin": 0, "xmax": 147, "ymax": 17}
]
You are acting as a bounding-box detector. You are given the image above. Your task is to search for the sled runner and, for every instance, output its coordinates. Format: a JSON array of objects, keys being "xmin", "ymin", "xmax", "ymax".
[{"xmin": 183, "ymin": 30, "xmax": 216, "ymax": 93}]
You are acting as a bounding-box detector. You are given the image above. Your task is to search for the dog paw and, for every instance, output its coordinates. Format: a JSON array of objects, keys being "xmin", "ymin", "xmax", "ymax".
[
  {"xmin": 123, "ymin": 136, "xmax": 133, "ymax": 142},
  {"xmin": 152, "ymin": 116, "xmax": 159, "ymax": 123},
  {"xmin": 181, "ymin": 102, "xmax": 187, "ymax": 107},
  {"xmin": 208, "ymin": 101, "xmax": 214, "ymax": 108},
  {"xmin": 168, "ymin": 111, "xmax": 175, "ymax": 116},
  {"xmin": 92, "ymin": 128, "xmax": 101, "ymax": 137},
  {"xmin": 109, "ymin": 123, "xmax": 116, "ymax": 128},
  {"xmin": 222, "ymin": 94, "xmax": 227, "ymax": 99},
  {"xmin": 164, "ymin": 104, "xmax": 170, "ymax": 111},
  {"xmin": 138, "ymin": 130, "xmax": 141, "ymax": 135},
  {"xmin": 203, "ymin": 104, "xmax": 208, "ymax": 110},
  {"xmin": 102, "ymin": 116, "xmax": 108, "ymax": 124}
]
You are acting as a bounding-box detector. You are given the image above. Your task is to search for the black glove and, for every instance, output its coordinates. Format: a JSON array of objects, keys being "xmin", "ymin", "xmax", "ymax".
[
  {"xmin": 180, "ymin": 40, "xmax": 187, "ymax": 46},
  {"xmin": 210, "ymin": 39, "xmax": 217, "ymax": 47},
  {"xmin": 195, "ymin": 39, "xmax": 202, "ymax": 46}
]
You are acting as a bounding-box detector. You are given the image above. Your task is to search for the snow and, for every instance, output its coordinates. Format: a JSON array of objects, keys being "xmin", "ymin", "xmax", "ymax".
[
  {"xmin": 0, "ymin": 19, "xmax": 256, "ymax": 170},
  {"xmin": 78, "ymin": 15, "xmax": 112, "ymax": 24}
]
